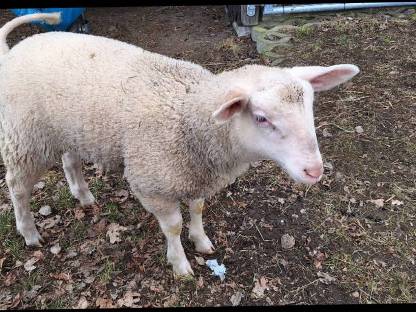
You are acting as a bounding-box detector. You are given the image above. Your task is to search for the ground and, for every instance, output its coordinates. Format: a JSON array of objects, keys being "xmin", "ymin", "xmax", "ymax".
[{"xmin": 0, "ymin": 6, "xmax": 415, "ymax": 308}]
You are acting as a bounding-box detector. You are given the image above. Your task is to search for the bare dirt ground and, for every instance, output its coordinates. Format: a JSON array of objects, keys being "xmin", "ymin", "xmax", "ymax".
[{"xmin": 0, "ymin": 6, "xmax": 415, "ymax": 308}]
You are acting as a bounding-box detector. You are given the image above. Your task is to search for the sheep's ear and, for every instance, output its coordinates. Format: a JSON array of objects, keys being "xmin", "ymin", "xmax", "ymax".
[
  {"xmin": 212, "ymin": 90, "xmax": 249, "ymax": 123},
  {"xmin": 288, "ymin": 64, "xmax": 360, "ymax": 92}
]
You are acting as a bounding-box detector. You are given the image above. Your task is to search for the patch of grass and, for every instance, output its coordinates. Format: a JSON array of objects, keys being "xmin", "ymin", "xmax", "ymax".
[
  {"xmin": 389, "ymin": 272, "xmax": 413, "ymax": 302},
  {"xmin": 0, "ymin": 210, "xmax": 14, "ymax": 238},
  {"xmin": 3, "ymin": 236, "xmax": 25, "ymax": 260},
  {"xmin": 20, "ymin": 271, "xmax": 40, "ymax": 291},
  {"xmin": 29, "ymin": 200, "xmax": 41, "ymax": 211},
  {"xmin": 104, "ymin": 202, "xmax": 122, "ymax": 223},
  {"xmin": 336, "ymin": 33, "xmax": 351, "ymax": 46},
  {"xmin": 71, "ymin": 220, "xmax": 88, "ymax": 242},
  {"xmin": 54, "ymin": 186, "xmax": 76, "ymax": 211},
  {"xmin": 90, "ymin": 177, "xmax": 105, "ymax": 199},
  {"xmin": 218, "ymin": 37, "xmax": 241, "ymax": 56},
  {"xmin": 46, "ymin": 297, "xmax": 68, "ymax": 309},
  {"xmin": 382, "ymin": 35, "xmax": 394, "ymax": 44},
  {"xmin": 295, "ymin": 24, "xmax": 313, "ymax": 38},
  {"xmin": 99, "ymin": 259, "xmax": 115, "ymax": 284}
]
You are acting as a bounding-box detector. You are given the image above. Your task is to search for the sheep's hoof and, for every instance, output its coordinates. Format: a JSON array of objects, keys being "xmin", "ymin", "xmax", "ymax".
[
  {"xmin": 172, "ymin": 260, "xmax": 194, "ymax": 277},
  {"xmin": 192, "ymin": 235, "xmax": 215, "ymax": 254},
  {"xmin": 79, "ymin": 192, "xmax": 96, "ymax": 207},
  {"xmin": 22, "ymin": 229, "xmax": 44, "ymax": 247}
]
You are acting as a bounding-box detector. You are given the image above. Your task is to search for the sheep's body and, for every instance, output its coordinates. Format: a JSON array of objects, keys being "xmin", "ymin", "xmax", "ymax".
[
  {"xmin": 0, "ymin": 13, "xmax": 359, "ymax": 277},
  {"xmin": 0, "ymin": 27, "xmax": 252, "ymax": 274},
  {"xmin": 0, "ymin": 32, "xmax": 248, "ymax": 201}
]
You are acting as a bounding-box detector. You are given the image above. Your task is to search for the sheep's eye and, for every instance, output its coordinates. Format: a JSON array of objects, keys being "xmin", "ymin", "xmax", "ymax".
[{"xmin": 255, "ymin": 115, "xmax": 268, "ymax": 123}]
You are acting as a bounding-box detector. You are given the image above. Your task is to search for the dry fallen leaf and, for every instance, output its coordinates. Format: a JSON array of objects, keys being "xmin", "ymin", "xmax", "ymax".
[
  {"xmin": 75, "ymin": 296, "xmax": 89, "ymax": 309},
  {"xmin": 50, "ymin": 243, "xmax": 61, "ymax": 255},
  {"xmin": 117, "ymin": 291, "xmax": 140, "ymax": 308},
  {"xmin": 37, "ymin": 215, "xmax": 61, "ymax": 229},
  {"xmin": 0, "ymin": 204, "xmax": 11, "ymax": 213},
  {"xmin": 196, "ymin": 276, "xmax": 204, "ymax": 288},
  {"xmin": 74, "ymin": 208, "xmax": 86, "ymax": 220},
  {"xmin": 106, "ymin": 223, "xmax": 127, "ymax": 244},
  {"xmin": 114, "ymin": 189, "xmax": 129, "ymax": 203},
  {"xmin": 24, "ymin": 257, "xmax": 39, "ymax": 272},
  {"xmin": 0, "ymin": 257, "xmax": 6, "ymax": 271},
  {"xmin": 368, "ymin": 199, "xmax": 384, "ymax": 208},
  {"xmin": 230, "ymin": 291, "xmax": 244, "ymax": 306},
  {"xmin": 314, "ymin": 251, "xmax": 327, "ymax": 269},
  {"xmin": 317, "ymin": 271, "xmax": 336, "ymax": 284},
  {"xmin": 251, "ymin": 276, "xmax": 268, "ymax": 298},
  {"xmin": 80, "ymin": 241, "xmax": 96, "ymax": 255},
  {"xmin": 10, "ymin": 293, "xmax": 22, "ymax": 309},
  {"xmin": 33, "ymin": 181, "xmax": 45, "ymax": 191},
  {"xmin": 50, "ymin": 272, "xmax": 71, "ymax": 282},
  {"xmin": 4, "ymin": 271, "xmax": 17, "ymax": 287},
  {"xmin": 96, "ymin": 297, "xmax": 115, "ymax": 308},
  {"xmin": 32, "ymin": 250, "xmax": 45, "ymax": 261}
]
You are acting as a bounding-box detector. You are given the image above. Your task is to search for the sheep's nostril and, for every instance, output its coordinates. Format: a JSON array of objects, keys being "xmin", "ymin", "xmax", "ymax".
[{"xmin": 304, "ymin": 166, "xmax": 323, "ymax": 179}]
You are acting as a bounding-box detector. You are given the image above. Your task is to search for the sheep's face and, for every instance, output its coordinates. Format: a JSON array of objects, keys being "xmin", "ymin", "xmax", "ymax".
[{"xmin": 212, "ymin": 64, "xmax": 360, "ymax": 185}]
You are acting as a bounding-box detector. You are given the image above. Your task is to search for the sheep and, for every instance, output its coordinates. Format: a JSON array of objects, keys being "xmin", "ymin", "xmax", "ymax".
[{"xmin": 0, "ymin": 13, "xmax": 359, "ymax": 276}]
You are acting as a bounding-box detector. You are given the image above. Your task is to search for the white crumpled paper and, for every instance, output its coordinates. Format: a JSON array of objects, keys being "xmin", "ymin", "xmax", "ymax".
[{"xmin": 206, "ymin": 259, "xmax": 226, "ymax": 281}]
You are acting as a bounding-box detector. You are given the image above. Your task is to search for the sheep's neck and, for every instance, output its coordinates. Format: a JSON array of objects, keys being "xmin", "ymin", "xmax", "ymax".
[{"xmin": 180, "ymin": 106, "xmax": 250, "ymax": 182}]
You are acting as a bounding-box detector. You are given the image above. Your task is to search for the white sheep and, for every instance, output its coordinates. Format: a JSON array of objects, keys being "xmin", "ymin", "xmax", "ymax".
[{"xmin": 0, "ymin": 13, "xmax": 359, "ymax": 276}]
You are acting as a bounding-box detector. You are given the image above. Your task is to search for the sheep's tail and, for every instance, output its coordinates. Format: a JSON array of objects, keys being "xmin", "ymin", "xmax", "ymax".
[{"xmin": 0, "ymin": 12, "xmax": 61, "ymax": 56}]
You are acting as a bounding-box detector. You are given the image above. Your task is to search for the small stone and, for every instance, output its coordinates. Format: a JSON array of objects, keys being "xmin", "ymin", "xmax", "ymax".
[
  {"xmin": 355, "ymin": 126, "xmax": 364, "ymax": 134},
  {"xmin": 334, "ymin": 171, "xmax": 344, "ymax": 181},
  {"xmin": 300, "ymin": 209, "xmax": 306, "ymax": 214},
  {"xmin": 50, "ymin": 243, "xmax": 61, "ymax": 255},
  {"xmin": 323, "ymin": 161, "xmax": 333, "ymax": 171},
  {"xmin": 352, "ymin": 291, "xmax": 360, "ymax": 298},
  {"xmin": 194, "ymin": 256, "xmax": 205, "ymax": 266},
  {"xmin": 391, "ymin": 199, "xmax": 403, "ymax": 206},
  {"xmin": 322, "ymin": 128, "xmax": 332, "ymax": 137},
  {"xmin": 281, "ymin": 234, "xmax": 295, "ymax": 250},
  {"xmin": 39, "ymin": 205, "xmax": 52, "ymax": 216}
]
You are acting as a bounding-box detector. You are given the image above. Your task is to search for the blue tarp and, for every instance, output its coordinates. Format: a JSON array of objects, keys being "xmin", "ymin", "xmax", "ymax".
[{"xmin": 10, "ymin": 8, "xmax": 85, "ymax": 31}]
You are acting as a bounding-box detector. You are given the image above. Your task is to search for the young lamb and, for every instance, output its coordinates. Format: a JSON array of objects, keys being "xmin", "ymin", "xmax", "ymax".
[{"xmin": 0, "ymin": 13, "xmax": 359, "ymax": 276}]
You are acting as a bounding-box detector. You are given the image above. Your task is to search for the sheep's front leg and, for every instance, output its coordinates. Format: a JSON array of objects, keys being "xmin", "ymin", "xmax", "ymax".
[
  {"xmin": 62, "ymin": 152, "xmax": 95, "ymax": 206},
  {"xmin": 189, "ymin": 198, "xmax": 214, "ymax": 254},
  {"xmin": 140, "ymin": 196, "xmax": 194, "ymax": 276}
]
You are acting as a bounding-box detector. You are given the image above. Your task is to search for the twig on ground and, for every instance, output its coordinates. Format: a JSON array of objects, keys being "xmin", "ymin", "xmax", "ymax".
[{"xmin": 254, "ymin": 222, "xmax": 273, "ymax": 242}]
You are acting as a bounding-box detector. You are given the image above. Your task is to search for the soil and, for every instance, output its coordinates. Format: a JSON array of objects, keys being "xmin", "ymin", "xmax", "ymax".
[{"xmin": 0, "ymin": 6, "xmax": 415, "ymax": 308}]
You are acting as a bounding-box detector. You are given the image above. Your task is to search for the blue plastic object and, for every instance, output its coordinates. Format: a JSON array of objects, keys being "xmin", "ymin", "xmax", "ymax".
[{"xmin": 10, "ymin": 8, "xmax": 85, "ymax": 31}]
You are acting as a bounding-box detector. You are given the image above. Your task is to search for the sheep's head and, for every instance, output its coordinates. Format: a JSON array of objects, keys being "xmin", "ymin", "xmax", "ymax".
[{"xmin": 212, "ymin": 64, "xmax": 360, "ymax": 185}]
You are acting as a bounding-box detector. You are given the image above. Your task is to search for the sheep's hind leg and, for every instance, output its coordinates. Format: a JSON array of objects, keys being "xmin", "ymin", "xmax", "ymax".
[
  {"xmin": 189, "ymin": 198, "xmax": 214, "ymax": 254},
  {"xmin": 62, "ymin": 152, "xmax": 95, "ymax": 207},
  {"xmin": 6, "ymin": 168, "xmax": 44, "ymax": 247},
  {"xmin": 139, "ymin": 196, "xmax": 194, "ymax": 277}
]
